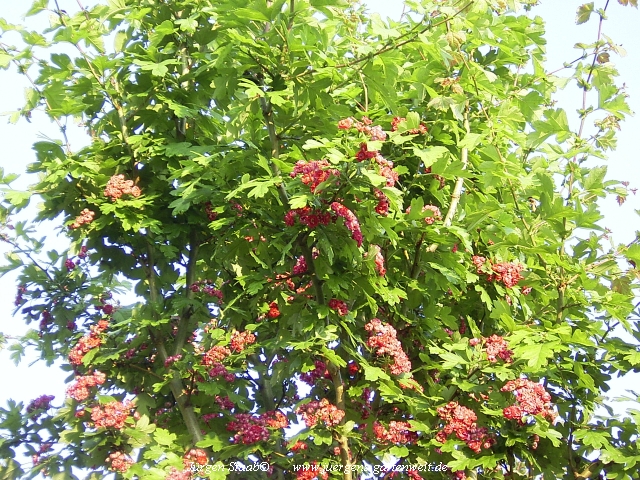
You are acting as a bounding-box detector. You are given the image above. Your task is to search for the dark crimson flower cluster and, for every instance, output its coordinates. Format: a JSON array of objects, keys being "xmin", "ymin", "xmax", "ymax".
[
  {"xmin": 26, "ymin": 395, "xmax": 55, "ymax": 420},
  {"xmin": 267, "ymin": 301, "xmax": 280, "ymax": 318},
  {"xmin": 365, "ymin": 318, "xmax": 412, "ymax": 375},
  {"xmin": 189, "ymin": 281, "xmax": 223, "ymax": 302},
  {"xmin": 436, "ymin": 402, "xmax": 495, "ymax": 453},
  {"xmin": 296, "ymin": 398, "xmax": 345, "ymax": 428},
  {"xmin": 204, "ymin": 201, "xmax": 218, "ymax": 221},
  {"xmin": 328, "ymin": 298, "xmax": 349, "ymax": 316},
  {"xmin": 226, "ymin": 413, "xmax": 270, "ymax": 444},
  {"xmin": 285, "ymin": 207, "xmax": 332, "ymax": 228},
  {"xmin": 374, "ymin": 188, "xmax": 389, "ymax": 216},
  {"xmin": 291, "ymin": 160, "xmax": 340, "ymax": 193},
  {"xmin": 293, "ymin": 256, "xmax": 308, "ymax": 275},
  {"xmin": 299, "ymin": 360, "xmax": 330, "ymax": 386}
]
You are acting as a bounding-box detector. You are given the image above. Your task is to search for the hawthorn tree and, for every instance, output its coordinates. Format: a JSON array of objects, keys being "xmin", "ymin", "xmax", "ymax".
[{"xmin": 1, "ymin": 0, "xmax": 640, "ymax": 478}]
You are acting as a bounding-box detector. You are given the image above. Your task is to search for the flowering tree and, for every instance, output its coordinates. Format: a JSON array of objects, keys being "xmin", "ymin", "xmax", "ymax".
[{"xmin": 1, "ymin": 0, "xmax": 639, "ymax": 479}]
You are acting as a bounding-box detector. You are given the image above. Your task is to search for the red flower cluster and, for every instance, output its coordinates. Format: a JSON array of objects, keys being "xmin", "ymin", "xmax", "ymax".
[
  {"xmin": 295, "ymin": 461, "xmax": 329, "ymax": 480},
  {"xmin": 391, "ymin": 116, "xmax": 427, "ymax": 135},
  {"xmin": 436, "ymin": 402, "xmax": 495, "ymax": 453},
  {"xmin": 285, "ymin": 207, "xmax": 332, "ymax": 228},
  {"xmin": 69, "ymin": 208, "xmax": 95, "ymax": 229},
  {"xmin": 297, "ymin": 398, "xmax": 345, "ymax": 428},
  {"xmin": 355, "ymin": 142, "xmax": 379, "ymax": 162},
  {"xmin": 230, "ymin": 330, "xmax": 256, "ymax": 352},
  {"xmin": 69, "ymin": 319, "xmax": 109, "ymax": 365},
  {"xmin": 202, "ymin": 345, "xmax": 231, "ymax": 365},
  {"xmin": 267, "ymin": 301, "xmax": 280, "ymax": 318},
  {"xmin": 104, "ymin": 174, "xmax": 141, "ymax": 200},
  {"xmin": 365, "ymin": 318, "xmax": 412, "ymax": 375},
  {"xmin": 373, "ymin": 420, "xmax": 417, "ymax": 444},
  {"xmin": 472, "ymin": 256, "xmax": 524, "ymax": 288},
  {"xmin": 164, "ymin": 354, "xmax": 182, "ymax": 367},
  {"xmin": 289, "ymin": 440, "xmax": 308, "ymax": 452},
  {"xmin": 183, "ymin": 448, "xmax": 208, "ymax": 469},
  {"xmin": 291, "ymin": 160, "xmax": 340, "ymax": 193},
  {"xmin": 501, "ymin": 379, "xmax": 555, "ymax": 423},
  {"xmin": 374, "ymin": 188, "xmax": 389, "ymax": 216},
  {"xmin": 226, "ymin": 413, "xmax": 270, "ymax": 444},
  {"xmin": 328, "ymin": 298, "xmax": 349, "ymax": 316},
  {"xmin": 66, "ymin": 371, "xmax": 106, "ymax": 401},
  {"xmin": 405, "ymin": 204, "xmax": 442, "ymax": 224},
  {"xmin": 107, "ymin": 451, "xmax": 134, "ymax": 473},
  {"xmin": 91, "ymin": 400, "xmax": 133, "ymax": 429},
  {"xmin": 293, "ymin": 256, "xmax": 308, "ymax": 275},
  {"xmin": 299, "ymin": 360, "xmax": 330, "ymax": 386},
  {"xmin": 330, "ymin": 202, "xmax": 363, "ymax": 247},
  {"xmin": 26, "ymin": 395, "xmax": 55, "ymax": 420}
]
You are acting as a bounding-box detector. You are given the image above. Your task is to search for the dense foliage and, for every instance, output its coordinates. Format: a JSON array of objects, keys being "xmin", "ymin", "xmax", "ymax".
[{"xmin": 1, "ymin": 0, "xmax": 639, "ymax": 478}]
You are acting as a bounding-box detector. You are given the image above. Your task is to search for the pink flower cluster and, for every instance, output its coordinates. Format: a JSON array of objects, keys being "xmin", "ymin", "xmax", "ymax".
[
  {"xmin": 375, "ymin": 155, "xmax": 399, "ymax": 187},
  {"xmin": 70, "ymin": 208, "xmax": 95, "ymax": 229},
  {"xmin": 373, "ymin": 420, "xmax": 418, "ymax": 444},
  {"xmin": 165, "ymin": 467, "xmax": 192, "ymax": 480},
  {"xmin": 297, "ymin": 398, "xmax": 345, "ymax": 428},
  {"xmin": 289, "ymin": 440, "xmax": 308, "ymax": 452},
  {"xmin": 436, "ymin": 402, "xmax": 495, "ymax": 453},
  {"xmin": 262, "ymin": 410, "xmax": 289, "ymax": 429},
  {"xmin": 230, "ymin": 330, "xmax": 256, "ymax": 352},
  {"xmin": 291, "ymin": 160, "xmax": 340, "ymax": 193},
  {"xmin": 501, "ymin": 379, "xmax": 556, "ymax": 423},
  {"xmin": 391, "ymin": 116, "xmax": 428, "ymax": 135},
  {"xmin": 330, "ymin": 202, "xmax": 363, "ymax": 247},
  {"xmin": 285, "ymin": 207, "xmax": 332, "ymax": 228},
  {"xmin": 226, "ymin": 413, "xmax": 270, "ymax": 444},
  {"xmin": 215, "ymin": 395, "xmax": 235, "ymax": 410},
  {"xmin": 299, "ymin": 360, "xmax": 330, "ymax": 386},
  {"xmin": 164, "ymin": 354, "xmax": 182, "ymax": 367},
  {"xmin": 107, "ymin": 451, "xmax": 134, "ymax": 473},
  {"xmin": 295, "ymin": 461, "xmax": 329, "ymax": 480},
  {"xmin": 365, "ymin": 318, "xmax": 412, "ymax": 375},
  {"xmin": 207, "ymin": 363, "xmax": 235, "ymax": 382},
  {"xmin": 91, "ymin": 400, "xmax": 133, "ymax": 429},
  {"xmin": 202, "ymin": 345, "xmax": 231, "ymax": 365},
  {"xmin": 338, "ymin": 116, "xmax": 387, "ymax": 141},
  {"xmin": 472, "ymin": 256, "xmax": 524, "ymax": 288},
  {"xmin": 470, "ymin": 335, "xmax": 513, "ymax": 363},
  {"xmin": 104, "ymin": 174, "xmax": 141, "ymax": 200},
  {"xmin": 68, "ymin": 320, "xmax": 109, "ymax": 365},
  {"xmin": 66, "ymin": 371, "xmax": 106, "ymax": 401},
  {"xmin": 328, "ymin": 298, "xmax": 349, "ymax": 316}
]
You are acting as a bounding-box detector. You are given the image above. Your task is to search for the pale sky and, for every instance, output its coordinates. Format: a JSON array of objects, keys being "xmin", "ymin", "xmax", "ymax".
[{"xmin": 0, "ymin": 0, "xmax": 638, "ymax": 453}]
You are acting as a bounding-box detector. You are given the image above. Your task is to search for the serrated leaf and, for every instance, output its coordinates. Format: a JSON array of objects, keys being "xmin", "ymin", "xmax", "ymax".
[{"xmin": 576, "ymin": 3, "xmax": 595, "ymax": 24}]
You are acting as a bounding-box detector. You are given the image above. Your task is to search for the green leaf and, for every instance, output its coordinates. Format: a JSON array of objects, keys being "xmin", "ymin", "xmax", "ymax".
[
  {"xmin": 576, "ymin": 3, "xmax": 595, "ymax": 24},
  {"xmin": 153, "ymin": 428, "xmax": 177, "ymax": 446}
]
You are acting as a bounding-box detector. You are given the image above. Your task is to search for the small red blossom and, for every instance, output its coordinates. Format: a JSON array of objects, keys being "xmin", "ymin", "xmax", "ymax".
[
  {"xmin": 226, "ymin": 413, "xmax": 270, "ymax": 444},
  {"xmin": 374, "ymin": 189, "xmax": 390, "ymax": 216},
  {"xmin": 70, "ymin": 208, "xmax": 95, "ymax": 229},
  {"xmin": 372, "ymin": 244, "xmax": 386, "ymax": 276},
  {"xmin": 436, "ymin": 402, "xmax": 495, "ymax": 453},
  {"xmin": 373, "ymin": 420, "xmax": 418, "ymax": 444},
  {"xmin": 328, "ymin": 298, "xmax": 349, "ymax": 316},
  {"xmin": 91, "ymin": 400, "xmax": 133, "ymax": 430},
  {"xmin": 202, "ymin": 345, "xmax": 231, "ymax": 365},
  {"xmin": 484, "ymin": 334, "xmax": 513, "ymax": 363},
  {"xmin": 267, "ymin": 301, "xmax": 280, "ymax": 318},
  {"xmin": 290, "ymin": 160, "xmax": 340, "ymax": 193},
  {"xmin": 299, "ymin": 360, "xmax": 330, "ymax": 386},
  {"xmin": 289, "ymin": 440, "xmax": 308, "ymax": 452},
  {"xmin": 337, "ymin": 117, "xmax": 354, "ymax": 129},
  {"xmin": 501, "ymin": 378, "xmax": 556, "ymax": 423},
  {"xmin": 230, "ymin": 330, "xmax": 256, "ymax": 352},
  {"xmin": 107, "ymin": 451, "xmax": 134, "ymax": 473},
  {"xmin": 293, "ymin": 256, "xmax": 308, "ymax": 275}
]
